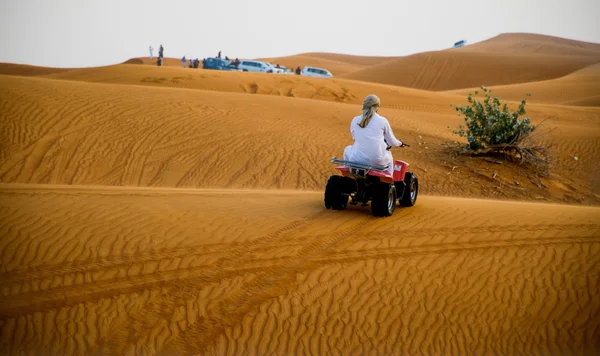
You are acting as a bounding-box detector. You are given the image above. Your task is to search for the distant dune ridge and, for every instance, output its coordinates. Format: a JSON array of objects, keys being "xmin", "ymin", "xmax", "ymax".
[
  {"xmin": 449, "ymin": 62, "xmax": 600, "ymax": 105},
  {"xmin": 122, "ymin": 32, "xmax": 600, "ymax": 92},
  {"xmin": 340, "ymin": 33, "xmax": 600, "ymax": 90},
  {"xmin": 1, "ymin": 33, "xmax": 599, "ymax": 355}
]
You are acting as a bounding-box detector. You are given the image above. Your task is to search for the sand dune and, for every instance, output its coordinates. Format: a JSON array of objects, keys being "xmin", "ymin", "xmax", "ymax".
[
  {"xmin": 37, "ymin": 63, "xmax": 461, "ymax": 109},
  {"xmin": 288, "ymin": 52, "xmax": 398, "ymax": 66},
  {"xmin": 123, "ymin": 57, "xmax": 191, "ymax": 68},
  {"xmin": 340, "ymin": 33, "xmax": 600, "ymax": 90},
  {"xmin": 0, "ymin": 74, "xmax": 457, "ymax": 190},
  {"xmin": 1, "ymin": 184, "xmax": 599, "ymax": 355},
  {"xmin": 341, "ymin": 50, "xmax": 600, "ymax": 91},
  {"xmin": 258, "ymin": 53, "xmax": 397, "ymax": 77},
  {"xmin": 128, "ymin": 34, "xmax": 600, "ymax": 84},
  {"xmin": 2, "ymin": 73, "xmax": 599, "ymax": 204},
  {"xmin": 461, "ymin": 33, "xmax": 600, "ymax": 56},
  {"xmin": 2, "ymin": 32, "xmax": 600, "ymax": 355},
  {"xmin": 125, "ymin": 53, "xmax": 392, "ymax": 77},
  {"xmin": 257, "ymin": 55, "xmax": 365, "ymax": 77},
  {"xmin": 117, "ymin": 34, "xmax": 600, "ymax": 91},
  {"xmin": 0, "ymin": 63, "xmax": 73, "ymax": 77},
  {"xmin": 449, "ymin": 62, "xmax": 600, "ymax": 106},
  {"xmin": 563, "ymin": 94, "xmax": 600, "ymax": 107}
]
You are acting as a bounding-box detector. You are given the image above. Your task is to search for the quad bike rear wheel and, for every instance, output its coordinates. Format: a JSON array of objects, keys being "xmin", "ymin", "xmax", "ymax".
[
  {"xmin": 324, "ymin": 176, "xmax": 350, "ymax": 210},
  {"xmin": 371, "ymin": 182, "xmax": 396, "ymax": 217},
  {"xmin": 400, "ymin": 172, "xmax": 418, "ymax": 207}
]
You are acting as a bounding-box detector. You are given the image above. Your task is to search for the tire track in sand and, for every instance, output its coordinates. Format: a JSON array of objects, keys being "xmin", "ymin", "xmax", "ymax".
[
  {"xmin": 6, "ymin": 220, "xmax": 595, "ymax": 282},
  {"xmin": 141, "ymin": 215, "xmax": 374, "ymax": 356},
  {"xmin": 0, "ymin": 209, "xmax": 328, "ymax": 316},
  {"xmin": 158, "ymin": 226, "xmax": 600, "ymax": 355},
  {"xmin": 4, "ymin": 231, "xmax": 596, "ymax": 316},
  {"xmin": 95, "ymin": 211, "xmax": 363, "ymax": 355},
  {"xmin": 2, "ymin": 187, "xmax": 600, "ymax": 354},
  {"xmin": 2, "ymin": 222, "xmax": 597, "ymax": 300}
]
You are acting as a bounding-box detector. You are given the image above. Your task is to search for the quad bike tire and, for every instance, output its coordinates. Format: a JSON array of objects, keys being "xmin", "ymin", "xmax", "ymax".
[
  {"xmin": 399, "ymin": 172, "xmax": 418, "ymax": 207},
  {"xmin": 371, "ymin": 182, "xmax": 397, "ymax": 217},
  {"xmin": 324, "ymin": 176, "xmax": 350, "ymax": 210}
]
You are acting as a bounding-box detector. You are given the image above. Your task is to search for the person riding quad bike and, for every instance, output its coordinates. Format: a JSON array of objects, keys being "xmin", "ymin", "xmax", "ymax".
[
  {"xmin": 325, "ymin": 94, "xmax": 418, "ymax": 216},
  {"xmin": 343, "ymin": 94, "xmax": 403, "ymax": 174}
]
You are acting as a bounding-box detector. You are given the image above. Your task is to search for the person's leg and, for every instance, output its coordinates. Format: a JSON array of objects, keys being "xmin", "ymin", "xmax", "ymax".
[
  {"xmin": 386, "ymin": 151, "xmax": 394, "ymax": 175},
  {"xmin": 343, "ymin": 146, "xmax": 353, "ymax": 161}
]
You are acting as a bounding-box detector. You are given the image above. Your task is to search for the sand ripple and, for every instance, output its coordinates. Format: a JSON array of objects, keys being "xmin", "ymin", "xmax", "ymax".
[{"xmin": 1, "ymin": 186, "xmax": 598, "ymax": 355}]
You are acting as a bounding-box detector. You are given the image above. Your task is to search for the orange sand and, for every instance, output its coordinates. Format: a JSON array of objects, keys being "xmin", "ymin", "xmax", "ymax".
[
  {"xmin": 1, "ymin": 33, "xmax": 599, "ymax": 355},
  {"xmin": 449, "ymin": 62, "xmax": 600, "ymax": 106},
  {"xmin": 341, "ymin": 33, "xmax": 600, "ymax": 90}
]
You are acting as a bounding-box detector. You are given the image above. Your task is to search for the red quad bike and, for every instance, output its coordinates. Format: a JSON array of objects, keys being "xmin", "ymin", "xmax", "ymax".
[{"xmin": 324, "ymin": 143, "xmax": 418, "ymax": 217}]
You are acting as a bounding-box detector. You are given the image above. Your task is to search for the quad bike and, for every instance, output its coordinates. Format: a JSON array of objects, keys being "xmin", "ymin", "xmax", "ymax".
[{"xmin": 324, "ymin": 144, "xmax": 418, "ymax": 217}]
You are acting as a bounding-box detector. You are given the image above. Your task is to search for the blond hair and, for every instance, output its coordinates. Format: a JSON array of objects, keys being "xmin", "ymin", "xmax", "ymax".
[{"xmin": 358, "ymin": 94, "xmax": 380, "ymax": 128}]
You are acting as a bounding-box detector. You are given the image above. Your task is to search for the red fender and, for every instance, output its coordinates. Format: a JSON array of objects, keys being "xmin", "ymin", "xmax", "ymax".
[{"xmin": 393, "ymin": 160, "xmax": 409, "ymax": 182}]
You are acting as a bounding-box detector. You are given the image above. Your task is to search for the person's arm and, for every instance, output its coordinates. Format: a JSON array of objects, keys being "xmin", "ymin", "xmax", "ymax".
[{"xmin": 383, "ymin": 118, "xmax": 402, "ymax": 147}]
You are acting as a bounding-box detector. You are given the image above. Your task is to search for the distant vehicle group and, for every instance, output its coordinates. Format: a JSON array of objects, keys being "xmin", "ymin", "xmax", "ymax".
[
  {"xmin": 152, "ymin": 47, "xmax": 334, "ymax": 78},
  {"xmin": 201, "ymin": 57, "xmax": 333, "ymax": 78}
]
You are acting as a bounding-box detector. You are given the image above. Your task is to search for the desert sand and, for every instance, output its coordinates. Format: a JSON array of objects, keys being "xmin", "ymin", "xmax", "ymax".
[
  {"xmin": 1, "ymin": 33, "xmax": 599, "ymax": 355},
  {"xmin": 340, "ymin": 33, "xmax": 600, "ymax": 91}
]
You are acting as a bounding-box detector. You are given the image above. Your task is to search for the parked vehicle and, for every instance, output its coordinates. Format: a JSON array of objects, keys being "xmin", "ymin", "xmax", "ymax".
[
  {"xmin": 203, "ymin": 58, "xmax": 238, "ymax": 71},
  {"xmin": 277, "ymin": 65, "xmax": 294, "ymax": 75},
  {"xmin": 453, "ymin": 40, "xmax": 467, "ymax": 48},
  {"xmin": 237, "ymin": 60, "xmax": 271, "ymax": 73},
  {"xmin": 302, "ymin": 66, "xmax": 333, "ymax": 78},
  {"xmin": 264, "ymin": 64, "xmax": 294, "ymax": 74},
  {"xmin": 265, "ymin": 63, "xmax": 285, "ymax": 74}
]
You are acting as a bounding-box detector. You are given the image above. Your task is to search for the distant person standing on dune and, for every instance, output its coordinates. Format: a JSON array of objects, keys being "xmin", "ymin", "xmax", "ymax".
[
  {"xmin": 157, "ymin": 45, "xmax": 164, "ymax": 66},
  {"xmin": 295, "ymin": 66, "xmax": 301, "ymax": 75},
  {"xmin": 181, "ymin": 56, "xmax": 186, "ymax": 68},
  {"xmin": 149, "ymin": 46, "xmax": 154, "ymax": 58}
]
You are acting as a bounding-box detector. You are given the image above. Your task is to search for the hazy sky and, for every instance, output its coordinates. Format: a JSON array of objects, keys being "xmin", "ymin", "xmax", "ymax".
[{"xmin": 1, "ymin": 0, "xmax": 599, "ymax": 68}]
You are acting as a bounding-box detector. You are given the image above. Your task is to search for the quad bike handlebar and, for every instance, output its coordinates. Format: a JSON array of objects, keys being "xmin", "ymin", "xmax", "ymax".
[{"xmin": 386, "ymin": 142, "xmax": 410, "ymax": 151}]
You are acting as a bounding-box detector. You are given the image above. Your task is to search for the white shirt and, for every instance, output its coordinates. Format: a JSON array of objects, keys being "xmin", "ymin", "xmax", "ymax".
[{"xmin": 347, "ymin": 113, "xmax": 402, "ymax": 165}]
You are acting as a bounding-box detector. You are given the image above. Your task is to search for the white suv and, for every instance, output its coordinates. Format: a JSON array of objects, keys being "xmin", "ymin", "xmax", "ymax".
[
  {"xmin": 302, "ymin": 66, "xmax": 333, "ymax": 78},
  {"xmin": 265, "ymin": 63, "xmax": 286, "ymax": 74},
  {"xmin": 274, "ymin": 65, "xmax": 294, "ymax": 75},
  {"xmin": 237, "ymin": 60, "xmax": 271, "ymax": 73}
]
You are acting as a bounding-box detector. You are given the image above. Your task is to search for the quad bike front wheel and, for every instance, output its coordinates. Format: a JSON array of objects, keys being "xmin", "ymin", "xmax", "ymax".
[
  {"xmin": 371, "ymin": 182, "xmax": 396, "ymax": 217},
  {"xmin": 324, "ymin": 176, "xmax": 350, "ymax": 210},
  {"xmin": 400, "ymin": 172, "xmax": 418, "ymax": 207}
]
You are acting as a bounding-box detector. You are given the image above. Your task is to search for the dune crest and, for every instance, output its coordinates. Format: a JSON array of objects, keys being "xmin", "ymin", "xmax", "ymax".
[
  {"xmin": 341, "ymin": 50, "xmax": 600, "ymax": 90},
  {"xmin": 0, "ymin": 63, "xmax": 73, "ymax": 77},
  {"xmin": 462, "ymin": 32, "xmax": 600, "ymax": 56},
  {"xmin": 449, "ymin": 62, "xmax": 600, "ymax": 105}
]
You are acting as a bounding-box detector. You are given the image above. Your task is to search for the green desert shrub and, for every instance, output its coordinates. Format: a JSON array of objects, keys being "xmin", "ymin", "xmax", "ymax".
[
  {"xmin": 452, "ymin": 86, "xmax": 551, "ymax": 176},
  {"xmin": 454, "ymin": 86, "xmax": 535, "ymax": 150}
]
